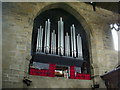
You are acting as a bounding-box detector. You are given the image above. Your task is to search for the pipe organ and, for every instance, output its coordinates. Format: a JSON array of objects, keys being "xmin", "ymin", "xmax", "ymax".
[
  {"xmin": 36, "ymin": 17, "xmax": 83, "ymax": 59},
  {"xmin": 30, "ymin": 7, "xmax": 91, "ymax": 79},
  {"xmin": 30, "ymin": 17, "xmax": 90, "ymax": 79}
]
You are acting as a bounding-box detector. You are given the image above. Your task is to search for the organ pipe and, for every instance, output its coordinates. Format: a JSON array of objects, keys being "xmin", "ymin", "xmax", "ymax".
[
  {"xmin": 44, "ymin": 19, "xmax": 51, "ymax": 54},
  {"xmin": 58, "ymin": 17, "xmax": 64, "ymax": 56},
  {"xmin": 68, "ymin": 36, "xmax": 70, "ymax": 56},
  {"xmin": 36, "ymin": 17, "xmax": 83, "ymax": 59},
  {"xmin": 58, "ymin": 21, "xmax": 60, "ymax": 55},
  {"xmin": 51, "ymin": 30, "xmax": 56, "ymax": 54},
  {"xmin": 44, "ymin": 21, "xmax": 47, "ymax": 53},
  {"xmin": 54, "ymin": 33, "xmax": 56, "ymax": 54},
  {"xmin": 46, "ymin": 19, "xmax": 50, "ymax": 53},
  {"xmin": 71, "ymin": 27, "xmax": 74, "ymax": 57},
  {"xmin": 36, "ymin": 26, "xmax": 43, "ymax": 53},
  {"xmin": 71, "ymin": 24, "xmax": 77, "ymax": 58},
  {"xmin": 39, "ymin": 26, "xmax": 42, "ymax": 52},
  {"xmin": 51, "ymin": 32, "xmax": 54, "ymax": 54},
  {"xmin": 72, "ymin": 24, "xmax": 77, "ymax": 58},
  {"xmin": 77, "ymin": 34, "xmax": 83, "ymax": 58},
  {"xmin": 36, "ymin": 28, "xmax": 39, "ymax": 52},
  {"xmin": 65, "ymin": 32, "xmax": 70, "ymax": 56},
  {"xmin": 40, "ymin": 28, "xmax": 43, "ymax": 52}
]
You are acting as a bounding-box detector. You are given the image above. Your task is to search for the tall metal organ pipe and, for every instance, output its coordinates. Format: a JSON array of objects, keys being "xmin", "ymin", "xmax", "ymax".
[
  {"xmin": 36, "ymin": 17, "xmax": 83, "ymax": 59},
  {"xmin": 51, "ymin": 30, "xmax": 56, "ymax": 54},
  {"xmin": 65, "ymin": 32, "xmax": 70, "ymax": 56},
  {"xmin": 58, "ymin": 17, "xmax": 64, "ymax": 56},
  {"xmin": 70, "ymin": 24, "xmax": 77, "ymax": 58},
  {"xmin": 36, "ymin": 26, "xmax": 43, "ymax": 53},
  {"xmin": 51, "ymin": 31, "xmax": 54, "ymax": 54},
  {"xmin": 36, "ymin": 28, "xmax": 39, "ymax": 52},
  {"xmin": 71, "ymin": 27, "xmax": 74, "ymax": 57},
  {"xmin": 44, "ymin": 19, "xmax": 51, "ymax": 54},
  {"xmin": 40, "ymin": 28, "xmax": 43, "ymax": 52},
  {"xmin": 77, "ymin": 34, "xmax": 83, "ymax": 58}
]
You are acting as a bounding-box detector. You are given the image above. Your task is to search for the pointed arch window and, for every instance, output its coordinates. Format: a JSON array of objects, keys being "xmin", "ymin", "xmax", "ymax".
[{"xmin": 110, "ymin": 23, "xmax": 120, "ymax": 51}]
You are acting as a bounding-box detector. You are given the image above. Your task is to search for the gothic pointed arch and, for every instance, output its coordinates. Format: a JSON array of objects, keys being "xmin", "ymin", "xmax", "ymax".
[{"xmin": 30, "ymin": 3, "xmax": 94, "ymax": 79}]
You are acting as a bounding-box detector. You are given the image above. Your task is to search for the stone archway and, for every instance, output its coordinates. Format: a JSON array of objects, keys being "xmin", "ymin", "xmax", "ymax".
[
  {"xmin": 32, "ymin": 2, "xmax": 95, "ymax": 70},
  {"xmin": 29, "ymin": 2, "xmax": 99, "ymax": 88}
]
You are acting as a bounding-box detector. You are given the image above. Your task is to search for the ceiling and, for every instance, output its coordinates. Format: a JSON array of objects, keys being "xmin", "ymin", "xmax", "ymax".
[{"xmin": 86, "ymin": 2, "xmax": 120, "ymax": 14}]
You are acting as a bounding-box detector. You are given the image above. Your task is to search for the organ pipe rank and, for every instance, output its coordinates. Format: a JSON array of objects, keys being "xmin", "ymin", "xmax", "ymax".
[{"xmin": 36, "ymin": 17, "xmax": 83, "ymax": 59}]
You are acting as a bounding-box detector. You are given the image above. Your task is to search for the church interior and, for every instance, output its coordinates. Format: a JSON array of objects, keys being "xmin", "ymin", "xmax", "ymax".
[{"xmin": 1, "ymin": 1, "xmax": 120, "ymax": 89}]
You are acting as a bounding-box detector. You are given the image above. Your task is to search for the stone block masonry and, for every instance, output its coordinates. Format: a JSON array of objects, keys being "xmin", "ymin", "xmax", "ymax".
[{"xmin": 2, "ymin": 2, "xmax": 119, "ymax": 88}]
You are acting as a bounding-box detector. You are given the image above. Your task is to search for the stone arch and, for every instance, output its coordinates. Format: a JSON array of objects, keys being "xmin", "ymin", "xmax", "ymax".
[
  {"xmin": 36, "ymin": 3, "xmax": 93, "ymax": 38},
  {"xmin": 31, "ymin": 2, "xmax": 97, "ymax": 75}
]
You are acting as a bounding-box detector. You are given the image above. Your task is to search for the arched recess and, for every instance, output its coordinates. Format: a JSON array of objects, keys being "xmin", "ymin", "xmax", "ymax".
[{"xmin": 31, "ymin": 3, "xmax": 94, "ymax": 76}]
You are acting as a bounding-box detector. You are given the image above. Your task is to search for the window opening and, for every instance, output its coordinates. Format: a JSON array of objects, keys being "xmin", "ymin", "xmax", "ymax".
[{"xmin": 110, "ymin": 23, "xmax": 120, "ymax": 51}]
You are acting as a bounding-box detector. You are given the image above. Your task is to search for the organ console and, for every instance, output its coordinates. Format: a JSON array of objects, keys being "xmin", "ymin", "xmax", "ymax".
[{"xmin": 36, "ymin": 17, "xmax": 83, "ymax": 59}]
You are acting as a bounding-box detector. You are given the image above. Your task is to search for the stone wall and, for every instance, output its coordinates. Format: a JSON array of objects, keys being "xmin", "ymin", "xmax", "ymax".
[
  {"xmin": 0, "ymin": 1, "xmax": 2, "ymax": 89},
  {"xmin": 2, "ymin": 2, "xmax": 119, "ymax": 88}
]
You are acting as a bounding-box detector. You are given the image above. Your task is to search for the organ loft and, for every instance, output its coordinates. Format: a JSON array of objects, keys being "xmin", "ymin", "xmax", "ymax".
[{"xmin": 2, "ymin": 2, "xmax": 120, "ymax": 89}]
